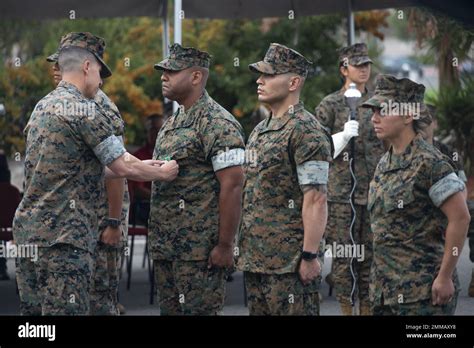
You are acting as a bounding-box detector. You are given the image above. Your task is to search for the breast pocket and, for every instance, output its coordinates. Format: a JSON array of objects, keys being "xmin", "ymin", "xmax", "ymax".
[
  {"xmin": 169, "ymin": 146, "xmax": 194, "ymax": 180},
  {"xmin": 259, "ymin": 151, "xmax": 283, "ymax": 171},
  {"xmin": 383, "ymin": 184, "xmax": 416, "ymax": 213},
  {"xmin": 172, "ymin": 146, "xmax": 189, "ymax": 162},
  {"xmin": 255, "ymin": 149, "xmax": 292, "ymax": 203},
  {"xmin": 160, "ymin": 124, "xmax": 200, "ymax": 162}
]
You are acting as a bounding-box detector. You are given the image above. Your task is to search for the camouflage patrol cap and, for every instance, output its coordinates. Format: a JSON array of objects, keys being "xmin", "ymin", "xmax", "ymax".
[
  {"xmin": 363, "ymin": 74, "xmax": 431, "ymax": 123},
  {"xmin": 154, "ymin": 43, "xmax": 211, "ymax": 71},
  {"xmin": 47, "ymin": 32, "xmax": 112, "ymax": 78},
  {"xmin": 363, "ymin": 74, "xmax": 425, "ymax": 108},
  {"xmin": 338, "ymin": 43, "xmax": 373, "ymax": 66},
  {"xmin": 249, "ymin": 43, "xmax": 312, "ymax": 77}
]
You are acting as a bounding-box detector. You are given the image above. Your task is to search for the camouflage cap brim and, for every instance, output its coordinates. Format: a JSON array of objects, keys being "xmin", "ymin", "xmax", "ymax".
[
  {"xmin": 248, "ymin": 61, "xmax": 280, "ymax": 75},
  {"xmin": 154, "ymin": 58, "xmax": 187, "ymax": 71},
  {"xmin": 94, "ymin": 53, "xmax": 112, "ymax": 78},
  {"xmin": 350, "ymin": 56, "xmax": 373, "ymax": 66},
  {"xmin": 46, "ymin": 52, "xmax": 59, "ymax": 63},
  {"xmin": 362, "ymin": 95, "xmax": 390, "ymax": 108},
  {"xmin": 154, "ymin": 58, "xmax": 194, "ymax": 71}
]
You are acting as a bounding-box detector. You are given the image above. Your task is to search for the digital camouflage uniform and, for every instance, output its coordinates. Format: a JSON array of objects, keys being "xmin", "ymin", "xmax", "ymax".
[
  {"xmin": 90, "ymin": 89, "xmax": 130, "ymax": 316},
  {"xmin": 364, "ymin": 75, "xmax": 466, "ymax": 315},
  {"xmin": 432, "ymin": 128, "xmax": 474, "ymax": 296},
  {"xmin": 150, "ymin": 44, "xmax": 245, "ymax": 315},
  {"xmin": 433, "ymin": 140, "xmax": 467, "ymax": 182},
  {"xmin": 13, "ymin": 33, "xmax": 125, "ymax": 315},
  {"xmin": 47, "ymin": 33, "xmax": 130, "ymax": 316},
  {"xmin": 237, "ymin": 43, "xmax": 333, "ymax": 315},
  {"xmin": 314, "ymin": 43, "xmax": 385, "ymax": 312}
]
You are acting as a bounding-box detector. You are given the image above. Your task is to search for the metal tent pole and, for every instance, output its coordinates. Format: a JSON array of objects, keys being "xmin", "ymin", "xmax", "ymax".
[{"xmin": 347, "ymin": 0, "xmax": 355, "ymax": 45}]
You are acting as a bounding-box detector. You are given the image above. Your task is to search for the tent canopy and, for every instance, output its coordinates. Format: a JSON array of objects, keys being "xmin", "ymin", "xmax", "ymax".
[
  {"xmin": 0, "ymin": 0, "xmax": 166, "ymax": 19},
  {"xmin": 0, "ymin": 0, "xmax": 472, "ymax": 59},
  {"xmin": 0, "ymin": 0, "xmax": 472, "ymax": 27},
  {"xmin": 183, "ymin": 0, "xmax": 415, "ymax": 19}
]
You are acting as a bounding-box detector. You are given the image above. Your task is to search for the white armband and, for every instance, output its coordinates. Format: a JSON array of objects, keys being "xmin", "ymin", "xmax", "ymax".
[
  {"xmin": 429, "ymin": 172, "xmax": 466, "ymax": 207},
  {"xmin": 211, "ymin": 148, "xmax": 245, "ymax": 172},
  {"xmin": 297, "ymin": 160, "xmax": 329, "ymax": 185}
]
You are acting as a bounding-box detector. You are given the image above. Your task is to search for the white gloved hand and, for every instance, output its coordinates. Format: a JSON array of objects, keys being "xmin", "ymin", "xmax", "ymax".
[
  {"xmin": 342, "ymin": 120, "xmax": 359, "ymax": 141},
  {"xmin": 332, "ymin": 120, "xmax": 359, "ymax": 159}
]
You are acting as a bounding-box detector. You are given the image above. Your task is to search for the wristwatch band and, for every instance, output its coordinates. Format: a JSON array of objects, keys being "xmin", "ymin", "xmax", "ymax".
[
  {"xmin": 301, "ymin": 251, "xmax": 319, "ymax": 260},
  {"xmin": 105, "ymin": 218, "xmax": 121, "ymax": 228}
]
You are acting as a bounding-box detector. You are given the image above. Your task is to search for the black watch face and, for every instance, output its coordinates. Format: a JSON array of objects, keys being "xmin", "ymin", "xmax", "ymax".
[{"xmin": 108, "ymin": 219, "xmax": 120, "ymax": 227}]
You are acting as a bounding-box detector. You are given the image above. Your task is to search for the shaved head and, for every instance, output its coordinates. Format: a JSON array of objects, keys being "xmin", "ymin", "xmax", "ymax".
[
  {"xmin": 58, "ymin": 46, "xmax": 103, "ymax": 99},
  {"xmin": 58, "ymin": 46, "xmax": 99, "ymax": 75},
  {"xmin": 289, "ymin": 73, "xmax": 305, "ymax": 92},
  {"xmin": 190, "ymin": 66, "xmax": 209, "ymax": 88}
]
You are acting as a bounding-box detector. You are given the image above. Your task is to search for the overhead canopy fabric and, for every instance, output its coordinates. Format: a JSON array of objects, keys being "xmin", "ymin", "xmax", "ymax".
[
  {"xmin": 0, "ymin": 0, "xmax": 472, "ymax": 28},
  {"xmin": 416, "ymin": 0, "xmax": 474, "ymax": 28},
  {"xmin": 182, "ymin": 0, "xmax": 416, "ymax": 19},
  {"xmin": 182, "ymin": 0, "xmax": 473, "ymax": 27},
  {"xmin": 0, "ymin": 0, "xmax": 165, "ymax": 19},
  {"xmin": 184, "ymin": 0, "xmax": 472, "ymax": 28}
]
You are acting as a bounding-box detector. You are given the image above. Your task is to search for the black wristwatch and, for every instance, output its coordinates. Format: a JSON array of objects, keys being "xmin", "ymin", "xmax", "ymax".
[
  {"xmin": 105, "ymin": 218, "xmax": 121, "ymax": 228},
  {"xmin": 301, "ymin": 251, "xmax": 320, "ymax": 261}
]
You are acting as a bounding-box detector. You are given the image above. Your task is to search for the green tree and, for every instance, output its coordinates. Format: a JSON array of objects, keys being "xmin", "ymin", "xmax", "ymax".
[
  {"xmin": 426, "ymin": 76, "xmax": 474, "ymax": 176},
  {"xmin": 1, "ymin": 12, "xmax": 387, "ymax": 155},
  {"xmin": 408, "ymin": 8, "xmax": 474, "ymax": 89}
]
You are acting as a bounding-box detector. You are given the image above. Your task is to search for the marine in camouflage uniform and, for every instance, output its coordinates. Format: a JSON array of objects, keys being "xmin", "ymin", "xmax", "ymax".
[
  {"xmin": 237, "ymin": 43, "xmax": 333, "ymax": 315},
  {"xmin": 433, "ymin": 142, "xmax": 474, "ymax": 298},
  {"xmin": 90, "ymin": 88, "xmax": 130, "ymax": 316},
  {"xmin": 13, "ymin": 33, "xmax": 126, "ymax": 315},
  {"xmin": 46, "ymin": 33, "xmax": 131, "ymax": 316},
  {"xmin": 364, "ymin": 75, "xmax": 468, "ymax": 315},
  {"xmin": 424, "ymin": 104, "xmax": 474, "ymax": 297},
  {"xmin": 314, "ymin": 43, "xmax": 385, "ymax": 315},
  {"xmin": 150, "ymin": 44, "xmax": 245, "ymax": 315},
  {"xmin": 93, "ymin": 98, "xmax": 129, "ymax": 316}
]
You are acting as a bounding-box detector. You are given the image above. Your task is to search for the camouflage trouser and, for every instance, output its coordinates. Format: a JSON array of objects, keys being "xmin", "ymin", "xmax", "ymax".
[
  {"xmin": 244, "ymin": 271, "xmax": 320, "ymax": 315},
  {"xmin": 154, "ymin": 259, "xmax": 226, "ymax": 315},
  {"xmin": 90, "ymin": 242, "xmax": 123, "ymax": 315},
  {"xmin": 373, "ymin": 296, "xmax": 457, "ymax": 316},
  {"xmin": 16, "ymin": 243, "xmax": 93, "ymax": 315},
  {"xmin": 325, "ymin": 202, "xmax": 373, "ymax": 307}
]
